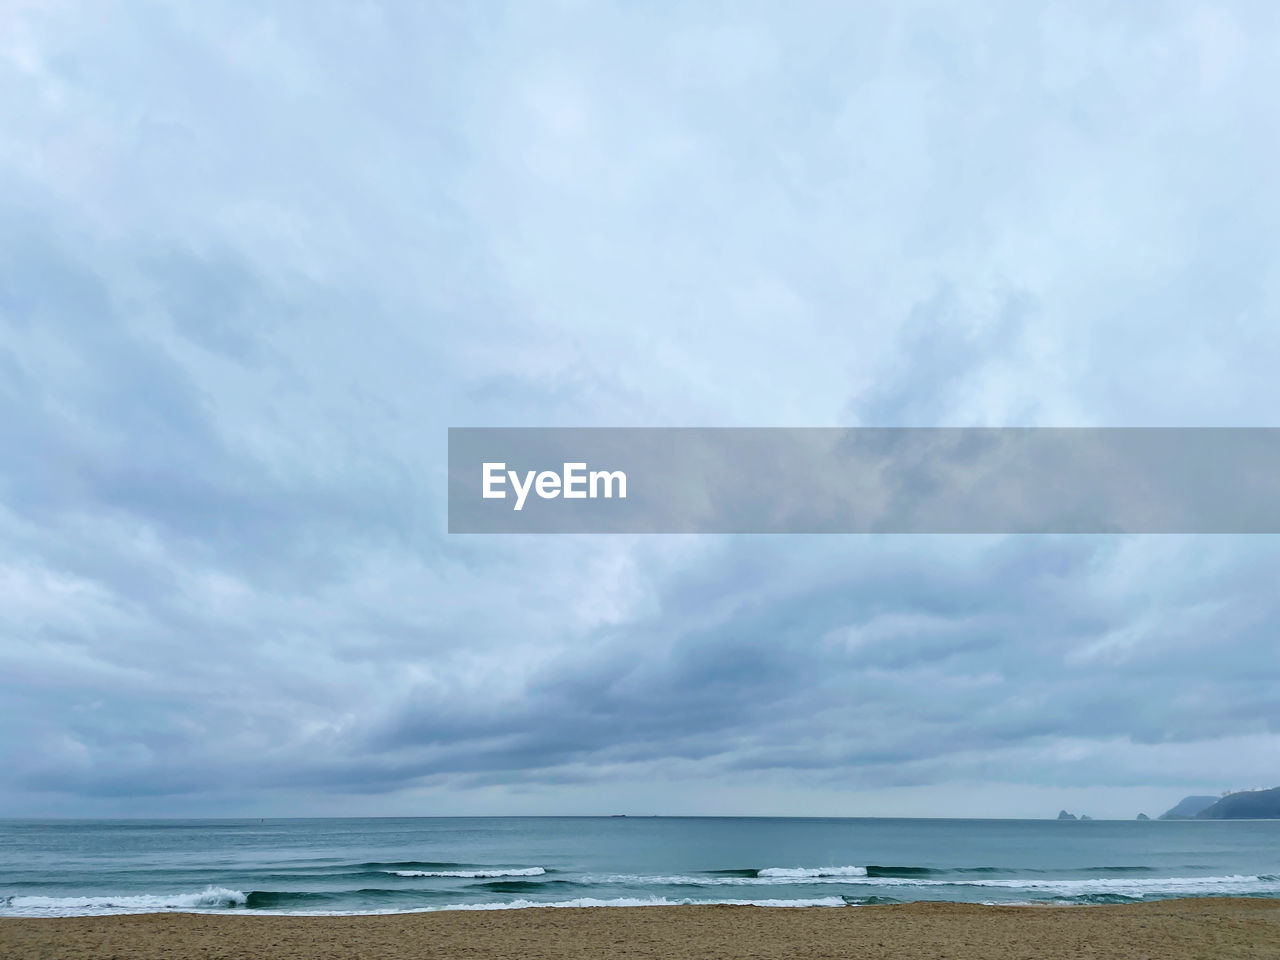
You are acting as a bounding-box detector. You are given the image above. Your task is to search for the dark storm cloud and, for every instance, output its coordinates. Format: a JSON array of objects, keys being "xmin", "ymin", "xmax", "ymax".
[{"xmin": 17, "ymin": 535, "xmax": 1256, "ymax": 803}]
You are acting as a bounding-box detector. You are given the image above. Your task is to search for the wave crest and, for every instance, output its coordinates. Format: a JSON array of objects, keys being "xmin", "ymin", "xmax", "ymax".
[
  {"xmin": 1, "ymin": 886, "xmax": 246, "ymax": 916},
  {"xmin": 388, "ymin": 867, "xmax": 546, "ymax": 878},
  {"xmin": 758, "ymin": 866, "xmax": 869, "ymax": 878}
]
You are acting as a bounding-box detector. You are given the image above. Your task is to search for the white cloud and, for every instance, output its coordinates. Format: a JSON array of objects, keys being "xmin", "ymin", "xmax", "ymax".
[{"xmin": 1, "ymin": 1, "xmax": 1279, "ymax": 817}]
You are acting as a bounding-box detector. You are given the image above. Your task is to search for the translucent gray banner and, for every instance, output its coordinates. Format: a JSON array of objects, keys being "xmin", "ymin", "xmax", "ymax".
[{"xmin": 447, "ymin": 428, "xmax": 1280, "ymax": 533}]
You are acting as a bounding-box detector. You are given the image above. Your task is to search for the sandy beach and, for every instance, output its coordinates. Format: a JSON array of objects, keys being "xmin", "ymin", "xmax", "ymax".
[{"xmin": 3, "ymin": 897, "xmax": 1278, "ymax": 960}]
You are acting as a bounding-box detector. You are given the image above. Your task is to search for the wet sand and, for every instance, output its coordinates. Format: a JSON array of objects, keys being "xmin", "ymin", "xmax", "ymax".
[{"xmin": 3, "ymin": 897, "xmax": 1279, "ymax": 960}]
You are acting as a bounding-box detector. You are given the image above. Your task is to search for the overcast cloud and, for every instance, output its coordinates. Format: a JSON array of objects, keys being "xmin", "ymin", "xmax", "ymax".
[{"xmin": 2, "ymin": 1, "xmax": 1279, "ymax": 819}]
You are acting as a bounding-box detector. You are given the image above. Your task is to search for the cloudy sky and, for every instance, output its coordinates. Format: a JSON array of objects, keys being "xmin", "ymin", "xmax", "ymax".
[{"xmin": 2, "ymin": 1, "xmax": 1279, "ymax": 820}]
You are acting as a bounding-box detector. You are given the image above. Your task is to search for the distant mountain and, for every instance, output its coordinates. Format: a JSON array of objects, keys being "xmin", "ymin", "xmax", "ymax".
[
  {"xmin": 1195, "ymin": 787, "xmax": 1280, "ymax": 819},
  {"xmin": 1056, "ymin": 810, "xmax": 1077, "ymax": 820},
  {"xmin": 1136, "ymin": 813, "xmax": 1150, "ymax": 820},
  {"xmin": 1159, "ymin": 796, "xmax": 1218, "ymax": 820}
]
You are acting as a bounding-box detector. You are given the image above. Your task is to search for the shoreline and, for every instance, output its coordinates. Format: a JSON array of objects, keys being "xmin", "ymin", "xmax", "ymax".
[{"xmin": 4, "ymin": 897, "xmax": 1279, "ymax": 960}]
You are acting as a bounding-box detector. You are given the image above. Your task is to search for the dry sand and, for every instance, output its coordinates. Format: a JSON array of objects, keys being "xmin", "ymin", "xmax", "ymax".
[{"xmin": 3, "ymin": 897, "xmax": 1279, "ymax": 960}]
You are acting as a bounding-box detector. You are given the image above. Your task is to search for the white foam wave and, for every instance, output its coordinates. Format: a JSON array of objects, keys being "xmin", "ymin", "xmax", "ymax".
[
  {"xmin": 0, "ymin": 886, "xmax": 247, "ymax": 917},
  {"xmin": 387, "ymin": 867, "xmax": 546, "ymax": 878},
  {"xmin": 728, "ymin": 873, "xmax": 1274, "ymax": 898},
  {"xmin": 5, "ymin": 873, "xmax": 1273, "ymax": 919},
  {"xmin": 758, "ymin": 866, "xmax": 869, "ymax": 878},
  {"xmin": 595, "ymin": 873, "xmax": 866, "ymax": 886},
  {"xmin": 242, "ymin": 895, "xmax": 852, "ymax": 916},
  {"xmin": 925, "ymin": 874, "xmax": 1270, "ymax": 896},
  {"xmin": 432, "ymin": 895, "xmax": 849, "ymax": 911},
  {"xmin": 793, "ymin": 873, "xmax": 1266, "ymax": 893},
  {"xmin": 582, "ymin": 871, "xmax": 1280, "ymax": 900}
]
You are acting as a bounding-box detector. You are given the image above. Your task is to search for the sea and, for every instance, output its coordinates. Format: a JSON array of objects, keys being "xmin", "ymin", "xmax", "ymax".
[{"xmin": 2, "ymin": 817, "xmax": 1278, "ymax": 917}]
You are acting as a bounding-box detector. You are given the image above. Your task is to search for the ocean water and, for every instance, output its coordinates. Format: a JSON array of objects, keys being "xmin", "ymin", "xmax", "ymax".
[{"xmin": 2, "ymin": 817, "xmax": 1278, "ymax": 917}]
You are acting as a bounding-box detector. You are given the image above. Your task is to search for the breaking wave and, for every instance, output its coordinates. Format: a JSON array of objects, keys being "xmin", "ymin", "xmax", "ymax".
[
  {"xmin": 758, "ymin": 866, "xmax": 869, "ymax": 878},
  {"xmin": 387, "ymin": 867, "xmax": 546, "ymax": 878},
  {"xmin": 5, "ymin": 866, "xmax": 1276, "ymax": 917},
  {"xmin": 1, "ymin": 886, "xmax": 247, "ymax": 916}
]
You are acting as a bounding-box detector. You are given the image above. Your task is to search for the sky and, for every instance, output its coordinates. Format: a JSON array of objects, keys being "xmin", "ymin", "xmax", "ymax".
[{"xmin": 1, "ymin": 1, "xmax": 1279, "ymax": 820}]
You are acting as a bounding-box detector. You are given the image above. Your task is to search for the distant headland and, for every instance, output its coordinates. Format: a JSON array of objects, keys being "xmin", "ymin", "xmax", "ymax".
[
  {"xmin": 1160, "ymin": 786, "xmax": 1280, "ymax": 820},
  {"xmin": 1057, "ymin": 786, "xmax": 1280, "ymax": 821}
]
